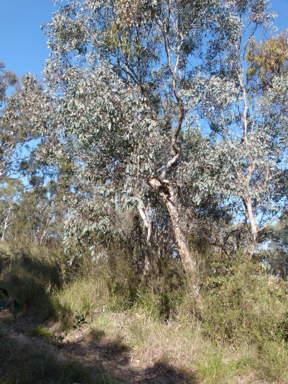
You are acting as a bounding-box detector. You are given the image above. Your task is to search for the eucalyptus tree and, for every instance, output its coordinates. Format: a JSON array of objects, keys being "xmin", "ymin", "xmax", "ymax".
[
  {"xmin": 5, "ymin": 0, "xmax": 277, "ymax": 287},
  {"xmin": 0, "ymin": 63, "xmax": 18, "ymax": 104},
  {"xmin": 12, "ymin": 182, "xmax": 62, "ymax": 245},
  {"xmin": 0, "ymin": 179, "xmax": 23, "ymax": 241},
  {"xmin": 268, "ymin": 213, "xmax": 288, "ymax": 278},
  {"xmin": 246, "ymin": 30, "xmax": 288, "ymax": 92},
  {"xmin": 0, "ymin": 63, "xmax": 36, "ymax": 181},
  {"xmin": 0, "ymin": 63, "xmax": 20, "ymax": 180},
  {"xmin": 198, "ymin": 27, "xmax": 288, "ymax": 258}
]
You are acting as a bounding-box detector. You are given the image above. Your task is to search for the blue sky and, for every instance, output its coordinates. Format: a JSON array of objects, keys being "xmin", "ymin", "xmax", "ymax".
[
  {"xmin": 0, "ymin": 0, "xmax": 59, "ymax": 78},
  {"xmin": 270, "ymin": 0, "xmax": 288, "ymax": 31},
  {"xmin": 0, "ymin": 0, "xmax": 287, "ymax": 79}
]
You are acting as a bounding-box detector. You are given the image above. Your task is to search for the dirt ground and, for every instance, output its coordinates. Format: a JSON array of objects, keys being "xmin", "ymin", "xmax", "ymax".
[{"xmin": 0, "ymin": 309, "xmax": 195, "ymax": 383}]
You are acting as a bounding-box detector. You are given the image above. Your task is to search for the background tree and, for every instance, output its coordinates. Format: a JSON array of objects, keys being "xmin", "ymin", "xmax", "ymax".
[
  {"xmin": 246, "ymin": 29, "xmax": 288, "ymax": 92},
  {"xmin": 265, "ymin": 214, "xmax": 288, "ymax": 278},
  {"xmin": 0, "ymin": 63, "xmax": 36, "ymax": 181},
  {"xmin": 197, "ymin": 27, "xmax": 288, "ymax": 257},
  {"xmin": 0, "ymin": 179, "xmax": 23, "ymax": 241}
]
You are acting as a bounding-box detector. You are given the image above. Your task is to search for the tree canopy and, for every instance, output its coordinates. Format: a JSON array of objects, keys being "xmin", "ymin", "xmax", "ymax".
[{"xmin": 4, "ymin": 0, "xmax": 288, "ymax": 292}]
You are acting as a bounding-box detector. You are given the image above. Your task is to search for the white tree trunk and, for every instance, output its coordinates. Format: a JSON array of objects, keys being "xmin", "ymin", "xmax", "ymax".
[
  {"xmin": 138, "ymin": 203, "xmax": 154, "ymax": 273},
  {"xmin": 1, "ymin": 207, "xmax": 12, "ymax": 241},
  {"xmin": 244, "ymin": 197, "xmax": 258, "ymax": 259},
  {"xmin": 138, "ymin": 204, "xmax": 153, "ymax": 246},
  {"xmin": 149, "ymin": 178, "xmax": 198, "ymax": 274}
]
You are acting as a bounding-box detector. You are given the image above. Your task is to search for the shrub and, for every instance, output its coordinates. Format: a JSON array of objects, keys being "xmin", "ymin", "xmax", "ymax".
[{"xmin": 200, "ymin": 262, "xmax": 288, "ymax": 346}]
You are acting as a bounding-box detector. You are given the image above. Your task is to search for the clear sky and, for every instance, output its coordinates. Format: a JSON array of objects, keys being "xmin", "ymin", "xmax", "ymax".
[
  {"xmin": 0, "ymin": 0, "xmax": 59, "ymax": 78},
  {"xmin": 0, "ymin": 0, "xmax": 287, "ymax": 80}
]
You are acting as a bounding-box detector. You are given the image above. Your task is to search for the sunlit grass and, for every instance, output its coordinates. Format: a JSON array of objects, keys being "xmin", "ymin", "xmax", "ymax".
[
  {"xmin": 27, "ymin": 325, "xmax": 54, "ymax": 339},
  {"xmin": 1, "ymin": 241, "xmax": 288, "ymax": 383}
]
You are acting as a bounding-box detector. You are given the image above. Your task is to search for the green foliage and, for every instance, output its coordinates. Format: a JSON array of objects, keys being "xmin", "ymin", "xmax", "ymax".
[
  {"xmin": 277, "ymin": 311, "xmax": 288, "ymax": 343},
  {"xmin": 265, "ymin": 215, "xmax": 288, "ymax": 278},
  {"xmin": 0, "ymin": 240, "xmax": 66, "ymax": 320},
  {"xmin": 6, "ymin": 0, "xmax": 280, "ymax": 274},
  {"xmin": 0, "ymin": 179, "xmax": 24, "ymax": 241},
  {"xmin": 27, "ymin": 325, "xmax": 54, "ymax": 339},
  {"xmin": 198, "ymin": 350, "xmax": 225, "ymax": 384},
  {"xmin": 2, "ymin": 1, "xmax": 288, "ymax": 379},
  {"xmin": 0, "ymin": 290, "xmax": 24, "ymax": 320},
  {"xmin": 105, "ymin": 245, "xmax": 142, "ymax": 309},
  {"xmin": 0, "ymin": 63, "xmax": 35, "ymax": 181},
  {"xmin": 73, "ymin": 313, "xmax": 88, "ymax": 329},
  {"xmin": 201, "ymin": 262, "xmax": 288, "ymax": 345},
  {"xmin": 0, "ymin": 62, "xmax": 18, "ymax": 103},
  {"xmin": 246, "ymin": 30, "xmax": 288, "ymax": 91}
]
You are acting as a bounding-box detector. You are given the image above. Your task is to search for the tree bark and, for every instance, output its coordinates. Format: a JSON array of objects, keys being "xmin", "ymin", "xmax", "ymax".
[
  {"xmin": 1, "ymin": 207, "xmax": 12, "ymax": 241},
  {"xmin": 138, "ymin": 204, "xmax": 153, "ymax": 246},
  {"xmin": 243, "ymin": 197, "xmax": 258, "ymax": 260},
  {"xmin": 149, "ymin": 178, "xmax": 198, "ymax": 274},
  {"xmin": 138, "ymin": 204, "xmax": 154, "ymax": 272}
]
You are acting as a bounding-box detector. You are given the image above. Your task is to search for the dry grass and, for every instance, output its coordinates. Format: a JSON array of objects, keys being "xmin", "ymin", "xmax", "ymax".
[
  {"xmin": 49, "ymin": 254, "xmax": 288, "ymax": 383},
  {"xmin": 0, "ymin": 327, "xmax": 97, "ymax": 384},
  {"xmin": 88, "ymin": 310, "xmax": 201, "ymax": 370},
  {"xmin": 1, "ymin": 242, "xmax": 288, "ymax": 383},
  {"xmin": 65, "ymin": 308, "xmax": 287, "ymax": 383}
]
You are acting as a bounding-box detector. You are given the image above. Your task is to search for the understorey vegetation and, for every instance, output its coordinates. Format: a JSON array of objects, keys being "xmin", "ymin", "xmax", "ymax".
[
  {"xmin": 0, "ymin": 239, "xmax": 288, "ymax": 383},
  {"xmin": 0, "ymin": 0, "xmax": 288, "ymax": 382}
]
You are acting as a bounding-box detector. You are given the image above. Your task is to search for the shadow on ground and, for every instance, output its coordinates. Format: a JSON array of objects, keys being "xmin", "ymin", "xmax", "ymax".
[
  {"xmin": 0, "ymin": 253, "xmax": 197, "ymax": 383},
  {"xmin": 0, "ymin": 252, "xmax": 62, "ymax": 316},
  {"xmin": 0, "ymin": 312, "xmax": 198, "ymax": 384}
]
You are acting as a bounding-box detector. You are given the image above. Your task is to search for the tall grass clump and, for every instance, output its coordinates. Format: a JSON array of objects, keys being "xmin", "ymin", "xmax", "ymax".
[
  {"xmin": 0, "ymin": 238, "xmax": 67, "ymax": 320},
  {"xmin": 195, "ymin": 260, "xmax": 288, "ymax": 382},
  {"xmin": 200, "ymin": 262, "xmax": 288, "ymax": 344}
]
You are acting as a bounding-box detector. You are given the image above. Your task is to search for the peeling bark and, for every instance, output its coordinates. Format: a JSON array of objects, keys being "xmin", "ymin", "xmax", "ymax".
[
  {"xmin": 243, "ymin": 197, "xmax": 258, "ymax": 260},
  {"xmin": 149, "ymin": 178, "xmax": 198, "ymax": 275},
  {"xmin": 138, "ymin": 203, "xmax": 154, "ymax": 272},
  {"xmin": 138, "ymin": 204, "xmax": 153, "ymax": 246}
]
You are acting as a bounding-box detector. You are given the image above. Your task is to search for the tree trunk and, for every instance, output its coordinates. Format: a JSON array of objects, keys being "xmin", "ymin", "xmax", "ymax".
[
  {"xmin": 244, "ymin": 197, "xmax": 258, "ymax": 260},
  {"xmin": 138, "ymin": 204, "xmax": 153, "ymax": 246},
  {"xmin": 149, "ymin": 178, "xmax": 198, "ymax": 274},
  {"xmin": 138, "ymin": 203, "xmax": 154, "ymax": 273},
  {"xmin": 1, "ymin": 207, "xmax": 12, "ymax": 241}
]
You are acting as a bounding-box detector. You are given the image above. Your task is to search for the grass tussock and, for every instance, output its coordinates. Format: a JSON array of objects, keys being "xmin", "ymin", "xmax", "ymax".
[
  {"xmin": 0, "ymin": 239, "xmax": 67, "ymax": 321},
  {"xmin": 27, "ymin": 325, "xmax": 54, "ymax": 339},
  {"xmin": 1, "ymin": 240, "xmax": 288, "ymax": 383}
]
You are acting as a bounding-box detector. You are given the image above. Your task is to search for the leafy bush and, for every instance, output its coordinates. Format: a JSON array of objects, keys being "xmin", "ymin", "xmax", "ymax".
[{"xmin": 200, "ymin": 262, "xmax": 288, "ymax": 345}]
